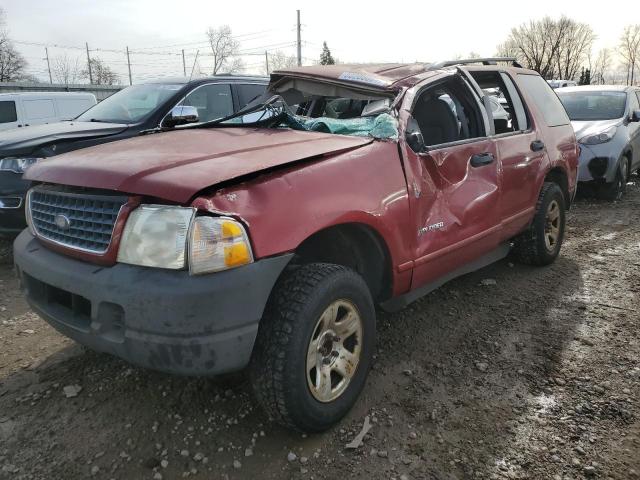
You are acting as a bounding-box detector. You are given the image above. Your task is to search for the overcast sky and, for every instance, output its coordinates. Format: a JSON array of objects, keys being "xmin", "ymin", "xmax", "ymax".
[{"xmin": 3, "ymin": 0, "xmax": 638, "ymax": 84}]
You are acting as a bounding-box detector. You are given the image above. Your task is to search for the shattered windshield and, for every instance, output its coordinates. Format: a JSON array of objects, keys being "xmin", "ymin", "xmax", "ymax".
[{"xmin": 206, "ymin": 85, "xmax": 399, "ymax": 140}]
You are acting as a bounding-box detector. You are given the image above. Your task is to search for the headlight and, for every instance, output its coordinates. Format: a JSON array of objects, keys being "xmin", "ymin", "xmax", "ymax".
[
  {"xmin": 0, "ymin": 157, "xmax": 40, "ymax": 173},
  {"xmin": 188, "ymin": 216, "xmax": 253, "ymax": 275},
  {"xmin": 579, "ymin": 126, "xmax": 617, "ymax": 145},
  {"xmin": 117, "ymin": 205, "xmax": 196, "ymax": 269}
]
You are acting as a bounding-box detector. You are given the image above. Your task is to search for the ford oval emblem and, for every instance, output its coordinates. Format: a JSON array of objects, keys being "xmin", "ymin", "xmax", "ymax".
[{"xmin": 54, "ymin": 214, "xmax": 71, "ymax": 231}]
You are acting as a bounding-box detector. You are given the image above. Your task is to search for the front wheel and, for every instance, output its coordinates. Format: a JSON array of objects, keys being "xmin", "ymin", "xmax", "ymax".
[
  {"xmin": 512, "ymin": 182, "xmax": 566, "ymax": 266},
  {"xmin": 250, "ymin": 263, "xmax": 375, "ymax": 432},
  {"xmin": 599, "ymin": 159, "xmax": 628, "ymax": 201}
]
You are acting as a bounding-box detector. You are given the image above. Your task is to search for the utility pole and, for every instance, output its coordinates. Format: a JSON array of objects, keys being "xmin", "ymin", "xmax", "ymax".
[
  {"xmin": 126, "ymin": 46, "xmax": 132, "ymax": 85},
  {"xmin": 85, "ymin": 42, "xmax": 93, "ymax": 84},
  {"xmin": 296, "ymin": 10, "xmax": 302, "ymax": 67},
  {"xmin": 182, "ymin": 49, "xmax": 187, "ymax": 77},
  {"xmin": 265, "ymin": 51, "xmax": 269, "ymax": 74},
  {"xmin": 45, "ymin": 47, "xmax": 52, "ymax": 84}
]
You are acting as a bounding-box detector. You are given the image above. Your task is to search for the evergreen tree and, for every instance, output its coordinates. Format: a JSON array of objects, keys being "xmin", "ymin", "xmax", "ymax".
[{"xmin": 319, "ymin": 42, "xmax": 335, "ymax": 65}]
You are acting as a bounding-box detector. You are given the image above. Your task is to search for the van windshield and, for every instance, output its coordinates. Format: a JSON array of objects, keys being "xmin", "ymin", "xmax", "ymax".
[
  {"xmin": 557, "ymin": 91, "xmax": 627, "ymax": 121},
  {"xmin": 76, "ymin": 84, "xmax": 182, "ymax": 124}
]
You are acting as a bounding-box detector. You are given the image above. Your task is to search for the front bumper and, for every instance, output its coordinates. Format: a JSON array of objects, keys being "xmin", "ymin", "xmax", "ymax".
[
  {"xmin": 577, "ymin": 144, "xmax": 619, "ymax": 183},
  {"xmin": 14, "ymin": 230, "xmax": 293, "ymax": 376},
  {"xmin": 0, "ymin": 171, "xmax": 29, "ymax": 234}
]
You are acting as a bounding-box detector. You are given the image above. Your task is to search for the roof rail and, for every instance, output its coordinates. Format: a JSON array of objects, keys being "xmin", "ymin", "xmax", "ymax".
[{"xmin": 430, "ymin": 57, "xmax": 522, "ymax": 69}]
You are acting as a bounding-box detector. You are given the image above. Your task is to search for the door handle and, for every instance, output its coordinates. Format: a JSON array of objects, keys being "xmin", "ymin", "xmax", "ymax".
[
  {"xmin": 530, "ymin": 140, "xmax": 545, "ymax": 152},
  {"xmin": 470, "ymin": 152, "xmax": 495, "ymax": 167}
]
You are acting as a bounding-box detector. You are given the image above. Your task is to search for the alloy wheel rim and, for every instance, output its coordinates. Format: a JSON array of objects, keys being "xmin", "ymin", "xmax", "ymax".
[
  {"xmin": 306, "ymin": 299, "xmax": 363, "ymax": 403},
  {"xmin": 544, "ymin": 200, "xmax": 561, "ymax": 252}
]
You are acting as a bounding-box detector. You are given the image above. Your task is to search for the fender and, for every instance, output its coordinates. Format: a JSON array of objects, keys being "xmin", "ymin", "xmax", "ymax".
[{"xmin": 191, "ymin": 140, "xmax": 415, "ymax": 297}]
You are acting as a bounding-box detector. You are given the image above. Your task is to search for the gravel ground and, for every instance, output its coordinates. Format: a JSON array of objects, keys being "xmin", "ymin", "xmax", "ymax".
[{"xmin": 0, "ymin": 179, "xmax": 639, "ymax": 480}]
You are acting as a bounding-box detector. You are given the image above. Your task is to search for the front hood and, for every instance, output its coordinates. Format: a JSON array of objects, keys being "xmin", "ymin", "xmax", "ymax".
[
  {"xmin": 0, "ymin": 121, "xmax": 129, "ymax": 156},
  {"xmin": 25, "ymin": 128, "xmax": 373, "ymax": 203},
  {"xmin": 571, "ymin": 119, "xmax": 620, "ymax": 141}
]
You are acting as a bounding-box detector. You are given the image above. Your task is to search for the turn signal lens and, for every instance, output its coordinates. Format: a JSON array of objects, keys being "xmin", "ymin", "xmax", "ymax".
[{"xmin": 189, "ymin": 217, "xmax": 253, "ymax": 275}]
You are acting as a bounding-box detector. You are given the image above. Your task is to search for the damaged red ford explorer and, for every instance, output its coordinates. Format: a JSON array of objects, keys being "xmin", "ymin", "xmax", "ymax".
[{"xmin": 14, "ymin": 58, "xmax": 578, "ymax": 432}]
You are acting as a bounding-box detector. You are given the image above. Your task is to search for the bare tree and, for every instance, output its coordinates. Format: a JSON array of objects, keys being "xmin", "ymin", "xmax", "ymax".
[
  {"xmin": 205, "ymin": 25, "xmax": 241, "ymax": 74},
  {"xmin": 497, "ymin": 16, "xmax": 594, "ymax": 80},
  {"xmin": 591, "ymin": 48, "xmax": 612, "ymax": 85},
  {"xmin": 0, "ymin": 7, "xmax": 26, "ymax": 82},
  {"xmin": 81, "ymin": 57, "xmax": 119, "ymax": 85},
  {"xmin": 555, "ymin": 20, "xmax": 596, "ymax": 80},
  {"xmin": 51, "ymin": 53, "xmax": 80, "ymax": 85},
  {"xmin": 265, "ymin": 50, "xmax": 297, "ymax": 74},
  {"xmin": 619, "ymin": 25, "xmax": 640, "ymax": 85}
]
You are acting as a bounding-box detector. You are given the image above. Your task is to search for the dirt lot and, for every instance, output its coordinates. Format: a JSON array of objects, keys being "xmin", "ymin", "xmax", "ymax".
[{"xmin": 1, "ymin": 180, "xmax": 639, "ymax": 480}]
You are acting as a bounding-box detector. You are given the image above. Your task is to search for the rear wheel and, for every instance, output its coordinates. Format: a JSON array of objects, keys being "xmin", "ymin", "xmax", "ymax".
[
  {"xmin": 512, "ymin": 182, "xmax": 566, "ymax": 266},
  {"xmin": 250, "ymin": 263, "xmax": 375, "ymax": 432},
  {"xmin": 599, "ymin": 159, "xmax": 628, "ymax": 201}
]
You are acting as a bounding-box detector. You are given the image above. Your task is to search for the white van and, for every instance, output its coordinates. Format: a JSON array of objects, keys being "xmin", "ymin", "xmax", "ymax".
[{"xmin": 0, "ymin": 92, "xmax": 97, "ymax": 131}]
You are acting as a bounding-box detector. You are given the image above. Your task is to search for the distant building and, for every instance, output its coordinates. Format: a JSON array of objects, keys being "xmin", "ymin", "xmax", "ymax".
[{"xmin": 0, "ymin": 82, "xmax": 122, "ymax": 101}]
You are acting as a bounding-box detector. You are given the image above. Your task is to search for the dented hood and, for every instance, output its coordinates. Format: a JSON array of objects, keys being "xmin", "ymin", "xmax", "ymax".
[{"xmin": 25, "ymin": 127, "xmax": 373, "ymax": 203}]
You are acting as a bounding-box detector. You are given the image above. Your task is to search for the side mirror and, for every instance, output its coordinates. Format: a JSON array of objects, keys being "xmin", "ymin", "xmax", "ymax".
[
  {"xmin": 405, "ymin": 116, "xmax": 425, "ymax": 153},
  {"xmin": 630, "ymin": 110, "xmax": 640, "ymax": 122},
  {"xmin": 163, "ymin": 105, "xmax": 199, "ymax": 128}
]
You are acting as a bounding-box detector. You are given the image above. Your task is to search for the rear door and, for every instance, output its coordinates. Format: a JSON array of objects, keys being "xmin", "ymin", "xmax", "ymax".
[
  {"xmin": 55, "ymin": 96, "xmax": 96, "ymax": 120},
  {"xmin": 516, "ymin": 74, "xmax": 577, "ymax": 198},
  {"xmin": 469, "ymin": 69, "xmax": 545, "ymax": 237},
  {"xmin": 399, "ymin": 73, "xmax": 501, "ymax": 289},
  {"xmin": 22, "ymin": 97, "xmax": 58, "ymax": 126}
]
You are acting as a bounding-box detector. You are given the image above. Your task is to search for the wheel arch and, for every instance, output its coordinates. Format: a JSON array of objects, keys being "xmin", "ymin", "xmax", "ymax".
[
  {"xmin": 543, "ymin": 166, "xmax": 571, "ymax": 207},
  {"xmin": 291, "ymin": 222, "xmax": 394, "ymax": 303}
]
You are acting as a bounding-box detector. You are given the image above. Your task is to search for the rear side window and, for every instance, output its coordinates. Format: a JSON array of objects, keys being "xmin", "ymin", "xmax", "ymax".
[
  {"xmin": 500, "ymin": 73, "xmax": 529, "ymax": 131},
  {"xmin": 23, "ymin": 99, "xmax": 56, "ymax": 120},
  {"xmin": 0, "ymin": 101, "xmax": 17, "ymax": 123},
  {"xmin": 236, "ymin": 83, "xmax": 267, "ymax": 109},
  {"xmin": 518, "ymin": 74, "xmax": 570, "ymax": 127}
]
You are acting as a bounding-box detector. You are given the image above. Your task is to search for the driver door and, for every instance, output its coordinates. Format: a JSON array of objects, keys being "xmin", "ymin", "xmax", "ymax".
[{"xmin": 399, "ymin": 74, "xmax": 502, "ymax": 290}]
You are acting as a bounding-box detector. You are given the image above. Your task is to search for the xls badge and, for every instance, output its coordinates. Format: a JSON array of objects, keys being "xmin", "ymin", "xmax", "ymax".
[{"xmin": 418, "ymin": 221, "xmax": 444, "ymax": 236}]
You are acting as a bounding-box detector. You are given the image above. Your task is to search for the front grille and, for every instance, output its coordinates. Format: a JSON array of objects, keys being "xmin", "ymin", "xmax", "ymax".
[{"xmin": 29, "ymin": 187, "xmax": 128, "ymax": 254}]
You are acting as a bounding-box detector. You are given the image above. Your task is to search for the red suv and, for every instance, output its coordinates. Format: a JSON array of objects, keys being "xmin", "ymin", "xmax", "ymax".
[{"xmin": 14, "ymin": 59, "xmax": 578, "ymax": 432}]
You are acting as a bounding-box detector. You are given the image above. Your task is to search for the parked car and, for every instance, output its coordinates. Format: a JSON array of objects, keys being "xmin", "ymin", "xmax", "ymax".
[
  {"xmin": 0, "ymin": 92, "xmax": 97, "ymax": 132},
  {"xmin": 556, "ymin": 85, "xmax": 640, "ymax": 200},
  {"xmin": 0, "ymin": 76, "xmax": 268, "ymax": 234},
  {"xmin": 14, "ymin": 59, "xmax": 578, "ymax": 432},
  {"xmin": 548, "ymin": 79, "xmax": 577, "ymax": 89}
]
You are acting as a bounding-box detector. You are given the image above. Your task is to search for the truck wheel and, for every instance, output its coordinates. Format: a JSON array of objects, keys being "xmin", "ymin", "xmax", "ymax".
[
  {"xmin": 250, "ymin": 263, "xmax": 375, "ymax": 432},
  {"xmin": 513, "ymin": 182, "xmax": 566, "ymax": 266},
  {"xmin": 599, "ymin": 159, "xmax": 628, "ymax": 201}
]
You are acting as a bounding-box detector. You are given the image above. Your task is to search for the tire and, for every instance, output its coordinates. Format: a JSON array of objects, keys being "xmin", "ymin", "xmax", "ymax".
[
  {"xmin": 513, "ymin": 182, "xmax": 566, "ymax": 266},
  {"xmin": 249, "ymin": 263, "xmax": 376, "ymax": 432},
  {"xmin": 599, "ymin": 158, "xmax": 628, "ymax": 201}
]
